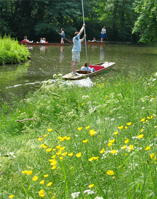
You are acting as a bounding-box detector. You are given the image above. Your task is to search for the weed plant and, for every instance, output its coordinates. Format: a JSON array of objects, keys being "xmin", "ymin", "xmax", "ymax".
[
  {"xmin": 0, "ymin": 35, "xmax": 30, "ymax": 65},
  {"xmin": 0, "ymin": 73, "xmax": 157, "ymax": 199}
]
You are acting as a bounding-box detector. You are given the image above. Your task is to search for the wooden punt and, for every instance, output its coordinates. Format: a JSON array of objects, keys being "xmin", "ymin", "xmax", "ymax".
[
  {"xmin": 62, "ymin": 62, "xmax": 115, "ymax": 80},
  {"xmin": 69, "ymin": 41, "xmax": 107, "ymax": 46},
  {"xmin": 19, "ymin": 42, "xmax": 70, "ymax": 46}
]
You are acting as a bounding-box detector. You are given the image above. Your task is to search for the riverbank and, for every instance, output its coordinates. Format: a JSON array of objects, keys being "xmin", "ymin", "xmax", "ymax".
[
  {"xmin": 0, "ymin": 36, "xmax": 30, "ymax": 65},
  {"xmin": 0, "ymin": 73, "xmax": 157, "ymax": 198}
]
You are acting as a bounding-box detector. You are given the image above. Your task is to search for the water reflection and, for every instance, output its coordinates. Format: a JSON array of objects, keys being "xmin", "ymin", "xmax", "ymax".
[
  {"xmin": 59, "ymin": 46, "xmax": 64, "ymax": 62},
  {"xmin": 40, "ymin": 46, "xmax": 46, "ymax": 53},
  {"xmin": 100, "ymin": 46, "xmax": 105, "ymax": 62}
]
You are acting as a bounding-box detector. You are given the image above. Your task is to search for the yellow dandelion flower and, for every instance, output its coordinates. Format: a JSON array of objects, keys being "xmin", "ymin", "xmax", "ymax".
[
  {"xmin": 150, "ymin": 153, "xmax": 155, "ymax": 159},
  {"xmin": 121, "ymin": 145, "xmax": 127, "ymax": 150},
  {"xmin": 40, "ymin": 180, "xmax": 45, "ymax": 184},
  {"xmin": 88, "ymin": 184, "xmax": 94, "ymax": 188},
  {"xmin": 46, "ymin": 182, "xmax": 53, "ymax": 187},
  {"xmin": 128, "ymin": 145, "xmax": 134, "ymax": 151},
  {"xmin": 43, "ymin": 134, "xmax": 47, "ymax": 137},
  {"xmin": 27, "ymin": 170, "xmax": 33, "ymax": 175},
  {"xmin": 66, "ymin": 137, "xmax": 71, "ymax": 140},
  {"xmin": 78, "ymin": 127, "xmax": 83, "ymax": 130},
  {"xmin": 89, "ymin": 129, "xmax": 96, "ymax": 136},
  {"xmin": 147, "ymin": 116, "xmax": 153, "ymax": 119},
  {"xmin": 124, "ymin": 139, "xmax": 129, "ymax": 144},
  {"xmin": 50, "ymin": 160, "xmax": 57, "ymax": 166},
  {"xmin": 100, "ymin": 148, "xmax": 105, "ymax": 153},
  {"xmin": 46, "ymin": 148, "xmax": 52, "ymax": 152},
  {"xmin": 110, "ymin": 150, "xmax": 118, "ymax": 154},
  {"xmin": 118, "ymin": 126, "xmax": 123, "ymax": 130},
  {"xmin": 125, "ymin": 126, "xmax": 128, "ymax": 129},
  {"xmin": 145, "ymin": 146, "xmax": 151, "ymax": 151},
  {"xmin": 53, "ymin": 149, "xmax": 56, "ymax": 151},
  {"xmin": 43, "ymin": 174, "xmax": 48, "ymax": 178},
  {"xmin": 9, "ymin": 195, "xmax": 14, "ymax": 198},
  {"xmin": 62, "ymin": 152, "xmax": 68, "ymax": 156},
  {"xmin": 141, "ymin": 118, "xmax": 145, "ymax": 122},
  {"xmin": 82, "ymin": 139, "xmax": 88, "ymax": 143},
  {"xmin": 114, "ymin": 131, "xmax": 118, "ymax": 135},
  {"xmin": 106, "ymin": 170, "xmax": 114, "ymax": 175},
  {"xmin": 41, "ymin": 144, "xmax": 47, "ymax": 149},
  {"xmin": 56, "ymin": 152, "xmax": 61, "ymax": 156},
  {"xmin": 60, "ymin": 147, "xmax": 65, "ymax": 152},
  {"xmin": 51, "ymin": 155, "xmax": 56, "ymax": 159},
  {"xmin": 22, "ymin": 170, "xmax": 28, "ymax": 174},
  {"xmin": 137, "ymin": 134, "xmax": 144, "ymax": 139},
  {"xmin": 38, "ymin": 137, "xmax": 43, "ymax": 141},
  {"xmin": 89, "ymin": 157, "xmax": 94, "ymax": 161},
  {"xmin": 93, "ymin": 157, "xmax": 99, "ymax": 160},
  {"xmin": 109, "ymin": 139, "xmax": 115, "ymax": 144},
  {"xmin": 56, "ymin": 145, "xmax": 61, "ymax": 149},
  {"xmin": 139, "ymin": 129, "xmax": 144, "ymax": 133},
  {"xmin": 32, "ymin": 176, "xmax": 38, "ymax": 181},
  {"xmin": 60, "ymin": 157, "xmax": 63, "ymax": 160},
  {"xmin": 76, "ymin": 152, "xmax": 81, "ymax": 158},
  {"xmin": 126, "ymin": 122, "xmax": 132, "ymax": 126},
  {"xmin": 51, "ymin": 166, "xmax": 57, "ymax": 170},
  {"xmin": 68, "ymin": 152, "xmax": 73, "ymax": 156},
  {"xmin": 39, "ymin": 190, "xmax": 45, "ymax": 197},
  {"xmin": 86, "ymin": 126, "xmax": 90, "ymax": 129},
  {"xmin": 47, "ymin": 128, "xmax": 52, "ymax": 132},
  {"xmin": 51, "ymin": 196, "xmax": 55, "ymax": 199},
  {"xmin": 108, "ymin": 142, "xmax": 113, "ymax": 147}
]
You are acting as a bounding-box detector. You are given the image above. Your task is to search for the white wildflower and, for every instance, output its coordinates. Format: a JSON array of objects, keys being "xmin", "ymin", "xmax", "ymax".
[
  {"xmin": 95, "ymin": 197, "xmax": 103, "ymax": 199},
  {"xmin": 71, "ymin": 192, "xmax": 80, "ymax": 199},
  {"xmin": 83, "ymin": 189, "xmax": 95, "ymax": 195}
]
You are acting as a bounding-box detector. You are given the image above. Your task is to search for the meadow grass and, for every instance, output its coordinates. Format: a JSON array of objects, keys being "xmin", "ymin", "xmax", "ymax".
[
  {"xmin": 0, "ymin": 35, "xmax": 30, "ymax": 65},
  {"xmin": 0, "ymin": 73, "xmax": 157, "ymax": 199}
]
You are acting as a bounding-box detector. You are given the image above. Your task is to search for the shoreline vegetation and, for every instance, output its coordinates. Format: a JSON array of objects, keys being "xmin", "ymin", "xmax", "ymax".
[
  {"xmin": 0, "ymin": 73, "xmax": 157, "ymax": 198},
  {"xmin": 0, "ymin": 36, "xmax": 30, "ymax": 65}
]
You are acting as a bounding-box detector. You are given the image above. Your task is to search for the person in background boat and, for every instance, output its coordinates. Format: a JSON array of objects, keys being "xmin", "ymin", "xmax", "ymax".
[
  {"xmin": 101, "ymin": 26, "xmax": 106, "ymax": 42},
  {"xmin": 81, "ymin": 61, "xmax": 95, "ymax": 73},
  {"xmin": 23, "ymin": 36, "xmax": 33, "ymax": 43},
  {"xmin": 88, "ymin": 37, "xmax": 97, "ymax": 42},
  {"xmin": 71, "ymin": 24, "xmax": 86, "ymax": 76},
  {"xmin": 40, "ymin": 38, "xmax": 45, "ymax": 43},
  {"xmin": 59, "ymin": 28, "xmax": 65, "ymax": 44}
]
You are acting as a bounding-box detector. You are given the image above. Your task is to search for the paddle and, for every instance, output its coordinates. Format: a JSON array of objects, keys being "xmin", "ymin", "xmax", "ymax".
[{"xmin": 56, "ymin": 30, "xmax": 73, "ymax": 44}]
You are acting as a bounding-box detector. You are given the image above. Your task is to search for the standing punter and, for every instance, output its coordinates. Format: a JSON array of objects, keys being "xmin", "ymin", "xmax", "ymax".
[
  {"xmin": 71, "ymin": 24, "xmax": 86, "ymax": 76},
  {"xmin": 59, "ymin": 28, "xmax": 65, "ymax": 44}
]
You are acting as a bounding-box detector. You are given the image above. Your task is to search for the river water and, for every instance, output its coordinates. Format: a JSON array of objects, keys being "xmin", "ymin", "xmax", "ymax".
[{"xmin": 0, "ymin": 43, "xmax": 157, "ymax": 104}]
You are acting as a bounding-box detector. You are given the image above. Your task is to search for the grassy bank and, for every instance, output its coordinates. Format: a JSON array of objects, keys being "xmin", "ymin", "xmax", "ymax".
[
  {"xmin": 0, "ymin": 73, "xmax": 157, "ymax": 199},
  {"xmin": 0, "ymin": 36, "xmax": 30, "ymax": 65}
]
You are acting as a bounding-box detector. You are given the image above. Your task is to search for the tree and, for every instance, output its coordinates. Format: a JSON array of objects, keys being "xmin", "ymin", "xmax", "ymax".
[{"xmin": 132, "ymin": 0, "xmax": 157, "ymax": 43}]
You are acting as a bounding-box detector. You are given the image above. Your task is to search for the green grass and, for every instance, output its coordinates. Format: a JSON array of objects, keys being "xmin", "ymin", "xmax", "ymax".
[
  {"xmin": 0, "ymin": 73, "xmax": 157, "ymax": 199},
  {"xmin": 0, "ymin": 35, "xmax": 30, "ymax": 65}
]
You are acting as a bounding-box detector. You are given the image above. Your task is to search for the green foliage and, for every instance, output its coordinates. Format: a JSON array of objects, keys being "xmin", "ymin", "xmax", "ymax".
[
  {"xmin": 132, "ymin": 0, "xmax": 157, "ymax": 43},
  {"xmin": 0, "ymin": 36, "xmax": 30, "ymax": 65}
]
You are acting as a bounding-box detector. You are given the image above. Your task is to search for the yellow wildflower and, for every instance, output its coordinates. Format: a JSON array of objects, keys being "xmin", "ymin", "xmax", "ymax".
[
  {"xmin": 76, "ymin": 152, "xmax": 81, "ymax": 158},
  {"xmin": 110, "ymin": 150, "xmax": 118, "ymax": 154},
  {"xmin": 141, "ymin": 118, "xmax": 145, "ymax": 122},
  {"xmin": 43, "ymin": 174, "xmax": 48, "ymax": 178},
  {"xmin": 62, "ymin": 152, "xmax": 68, "ymax": 156},
  {"xmin": 150, "ymin": 153, "xmax": 155, "ymax": 159},
  {"xmin": 109, "ymin": 139, "xmax": 115, "ymax": 144},
  {"xmin": 126, "ymin": 122, "xmax": 132, "ymax": 126},
  {"xmin": 106, "ymin": 170, "xmax": 114, "ymax": 175},
  {"xmin": 32, "ymin": 176, "xmax": 38, "ymax": 181},
  {"xmin": 46, "ymin": 148, "xmax": 52, "ymax": 152},
  {"xmin": 114, "ymin": 131, "xmax": 118, "ymax": 135},
  {"xmin": 139, "ymin": 129, "xmax": 144, "ymax": 133},
  {"xmin": 147, "ymin": 116, "xmax": 153, "ymax": 119},
  {"xmin": 51, "ymin": 166, "xmax": 57, "ymax": 170},
  {"xmin": 88, "ymin": 184, "xmax": 94, "ymax": 188},
  {"xmin": 137, "ymin": 134, "xmax": 144, "ymax": 139},
  {"xmin": 39, "ymin": 190, "xmax": 45, "ymax": 197},
  {"xmin": 65, "ymin": 137, "xmax": 71, "ymax": 140},
  {"xmin": 41, "ymin": 144, "xmax": 47, "ymax": 149},
  {"xmin": 100, "ymin": 148, "xmax": 105, "ymax": 153},
  {"xmin": 43, "ymin": 134, "xmax": 47, "ymax": 137},
  {"xmin": 68, "ymin": 152, "xmax": 73, "ymax": 156},
  {"xmin": 40, "ymin": 180, "xmax": 45, "ymax": 184},
  {"xmin": 125, "ymin": 126, "xmax": 128, "ymax": 129},
  {"xmin": 56, "ymin": 145, "xmax": 61, "ymax": 149},
  {"xmin": 118, "ymin": 126, "xmax": 123, "ymax": 130},
  {"xmin": 145, "ymin": 146, "xmax": 151, "ymax": 151},
  {"xmin": 86, "ymin": 126, "xmax": 90, "ymax": 129},
  {"xmin": 128, "ymin": 145, "xmax": 134, "ymax": 151},
  {"xmin": 121, "ymin": 145, "xmax": 127, "ymax": 150},
  {"xmin": 38, "ymin": 137, "xmax": 43, "ymax": 141},
  {"xmin": 125, "ymin": 139, "xmax": 129, "ymax": 144},
  {"xmin": 50, "ymin": 160, "xmax": 57, "ymax": 166},
  {"xmin": 46, "ymin": 182, "xmax": 53, "ymax": 187},
  {"xmin": 89, "ymin": 129, "xmax": 96, "ymax": 136},
  {"xmin": 47, "ymin": 128, "xmax": 52, "ymax": 132},
  {"xmin": 51, "ymin": 155, "xmax": 56, "ymax": 159},
  {"xmin": 82, "ymin": 139, "xmax": 88, "ymax": 143},
  {"xmin": 9, "ymin": 195, "xmax": 14, "ymax": 198},
  {"xmin": 78, "ymin": 127, "xmax": 83, "ymax": 130},
  {"xmin": 60, "ymin": 157, "xmax": 63, "ymax": 160},
  {"xmin": 108, "ymin": 142, "xmax": 113, "ymax": 147}
]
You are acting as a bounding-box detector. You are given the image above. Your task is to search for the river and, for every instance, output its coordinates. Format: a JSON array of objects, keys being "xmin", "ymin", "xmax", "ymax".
[{"xmin": 0, "ymin": 43, "xmax": 157, "ymax": 104}]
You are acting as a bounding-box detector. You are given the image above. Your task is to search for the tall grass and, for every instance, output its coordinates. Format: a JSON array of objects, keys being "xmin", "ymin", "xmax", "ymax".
[
  {"xmin": 0, "ymin": 73, "xmax": 157, "ymax": 199},
  {"xmin": 0, "ymin": 35, "xmax": 30, "ymax": 65}
]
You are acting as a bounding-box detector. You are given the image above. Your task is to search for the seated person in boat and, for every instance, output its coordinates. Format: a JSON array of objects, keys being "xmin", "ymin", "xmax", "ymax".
[
  {"xmin": 88, "ymin": 37, "xmax": 97, "ymax": 42},
  {"xmin": 81, "ymin": 61, "xmax": 95, "ymax": 73},
  {"xmin": 23, "ymin": 36, "xmax": 33, "ymax": 43}
]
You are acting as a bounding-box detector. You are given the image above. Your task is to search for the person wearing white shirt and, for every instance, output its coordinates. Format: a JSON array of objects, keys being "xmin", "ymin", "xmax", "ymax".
[{"xmin": 101, "ymin": 26, "xmax": 106, "ymax": 42}]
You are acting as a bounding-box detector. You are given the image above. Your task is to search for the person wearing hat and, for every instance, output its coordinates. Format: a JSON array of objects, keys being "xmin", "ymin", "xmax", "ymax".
[{"xmin": 71, "ymin": 24, "xmax": 86, "ymax": 76}]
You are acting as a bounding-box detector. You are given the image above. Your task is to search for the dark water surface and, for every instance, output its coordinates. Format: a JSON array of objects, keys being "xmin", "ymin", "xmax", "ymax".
[{"xmin": 0, "ymin": 43, "xmax": 157, "ymax": 104}]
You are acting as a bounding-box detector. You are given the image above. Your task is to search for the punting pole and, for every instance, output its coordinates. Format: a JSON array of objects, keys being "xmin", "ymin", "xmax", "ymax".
[{"xmin": 81, "ymin": 0, "xmax": 89, "ymax": 77}]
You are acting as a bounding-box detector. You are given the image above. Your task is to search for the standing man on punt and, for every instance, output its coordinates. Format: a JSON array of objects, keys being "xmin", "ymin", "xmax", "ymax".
[
  {"xmin": 101, "ymin": 26, "xmax": 106, "ymax": 42},
  {"xmin": 71, "ymin": 24, "xmax": 86, "ymax": 76}
]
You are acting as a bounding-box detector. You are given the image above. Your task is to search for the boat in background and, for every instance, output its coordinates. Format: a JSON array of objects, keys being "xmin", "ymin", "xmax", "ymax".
[
  {"xmin": 19, "ymin": 41, "xmax": 70, "ymax": 46},
  {"xmin": 62, "ymin": 62, "xmax": 115, "ymax": 80}
]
